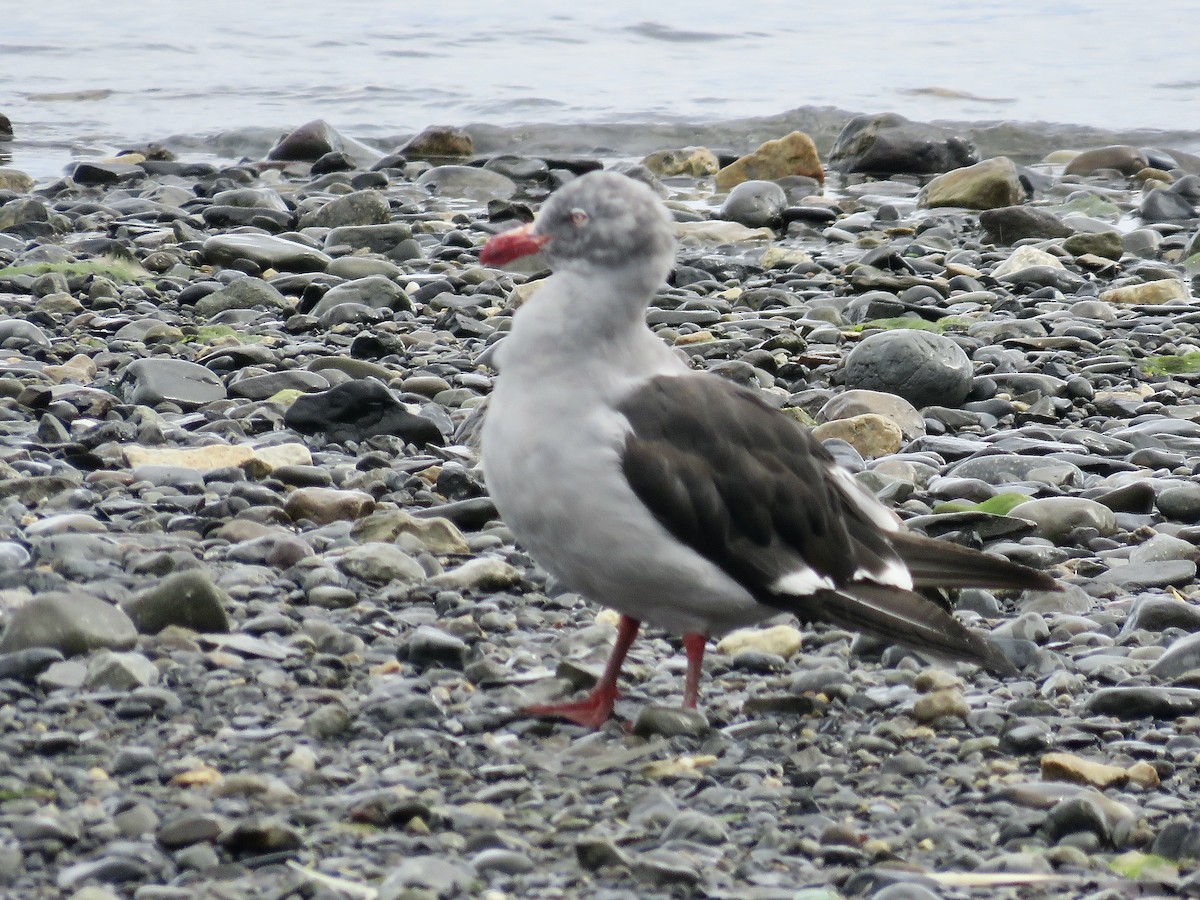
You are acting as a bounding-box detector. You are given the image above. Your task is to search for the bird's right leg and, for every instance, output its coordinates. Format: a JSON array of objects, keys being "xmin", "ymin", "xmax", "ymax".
[{"xmin": 523, "ymin": 614, "xmax": 641, "ymax": 729}]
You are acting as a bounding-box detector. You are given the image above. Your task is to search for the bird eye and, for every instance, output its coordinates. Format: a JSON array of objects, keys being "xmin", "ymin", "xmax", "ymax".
[{"xmin": 569, "ymin": 208, "xmax": 589, "ymax": 228}]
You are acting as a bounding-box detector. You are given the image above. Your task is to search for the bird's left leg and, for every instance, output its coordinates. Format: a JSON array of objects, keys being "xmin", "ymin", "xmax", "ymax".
[{"xmin": 682, "ymin": 632, "xmax": 707, "ymax": 709}]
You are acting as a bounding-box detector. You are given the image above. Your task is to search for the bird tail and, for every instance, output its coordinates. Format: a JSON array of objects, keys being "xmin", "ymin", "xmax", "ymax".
[
  {"xmin": 777, "ymin": 583, "xmax": 1018, "ymax": 676},
  {"xmin": 888, "ymin": 530, "xmax": 1058, "ymax": 592}
]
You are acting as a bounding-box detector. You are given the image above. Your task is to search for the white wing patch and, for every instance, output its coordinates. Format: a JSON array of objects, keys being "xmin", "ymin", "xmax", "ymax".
[
  {"xmin": 853, "ymin": 558, "xmax": 914, "ymax": 591},
  {"xmin": 772, "ymin": 567, "xmax": 836, "ymax": 597}
]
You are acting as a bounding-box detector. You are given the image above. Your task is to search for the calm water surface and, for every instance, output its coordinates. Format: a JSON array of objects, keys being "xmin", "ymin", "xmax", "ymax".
[{"xmin": 3, "ymin": 0, "xmax": 1198, "ymax": 177}]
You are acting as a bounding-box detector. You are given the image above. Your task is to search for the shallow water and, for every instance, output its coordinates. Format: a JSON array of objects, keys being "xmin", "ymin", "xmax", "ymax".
[{"xmin": 3, "ymin": 0, "xmax": 1199, "ymax": 177}]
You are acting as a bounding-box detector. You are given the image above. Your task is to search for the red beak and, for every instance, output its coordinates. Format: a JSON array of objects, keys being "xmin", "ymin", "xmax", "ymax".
[{"xmin": 480, "ymin": 222, "xmax": 551, "ymax": 267}]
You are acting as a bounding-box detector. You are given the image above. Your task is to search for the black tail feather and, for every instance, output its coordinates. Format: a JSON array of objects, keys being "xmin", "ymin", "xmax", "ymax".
[{"xmin": 889, "ymin": 530, "xmax": 1059, "ymax": 593}]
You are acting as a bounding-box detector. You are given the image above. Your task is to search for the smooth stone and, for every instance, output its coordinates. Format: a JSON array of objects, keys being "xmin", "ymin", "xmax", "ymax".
[
  {"xmin": 1147, "ymin": 632, "xmax": 1200, "ymax": 679},
  {"xmin": 844, "ymin": 330, "xmax": 973, "ymax": 408},
  {"xmin": 920, "ymin": 157, "xmax": 1023, "ymax": 210},
  {"xmin": 120, "ymin": 358, "xmax": 226, "ymax": 408},
  {"xmin": 719, "ymin": 180, "xmax": 787, "ymax": 228},
  {"xmin": 1064, "ymin": 230, "xmax": 1124, "ymax": 260},
  {"xmin": 912, "ymin": 688, "xmax": 969, "ymax": 723},
  {"xmin": 1100, "ymin": 279, "xmax": 1188, "ymax": 305},
  {"xmin": 1006, "ymin": 497, "xmax": 1117, "ymax": 541},
  {"xmin": 351, "ymin": 509, "xmax": 470, "ymax": 555},
  {"xmin": 323, "ymin": 222, "xmax": 413, "ymax": 254},
  {"xmin": 194, "ymin": 276, "xmax": 291, "ymax": 317},
  {"xmin": 1086, "ymin": 686, "xmax": 1200, "ymax": 718},
  {"xmin": 284, "ymin": 487, "xmax": 376, "ymax": 524},
  {"xmin": 399, "ymin": 125, "xmax": 474, "ymax": 159},
  {"xmin": 716, "ymin": 624, "xmax": 803, "ymax": 659},
  {"xmin": 427, "ymin": 557, "xmax": 521, "ymax": 591},
  {"xmin": 415, "ymin": 165, "xmax": 517, "ymax": 201},
  {"xmin": 992, "ymin": 245, "xmax": 1065, "ymax": 278},
  {"xmin": 337, "ymin": 542, "xmax": 426, "ymax": 584},
  {"xmin": 203, "ymin": 233, "xmax": 332, "ymax": 273},
  {"xmin": 121, "ymin": 569, "xmax": 232, "ymax": 634},
  {"xmin": 1064, "ymin": 145, "xmax": 1147, "ymax": 175},
  {"xmin": 1122, "ymin": 595, "xmax": 1200, "ymax": 633},
  {"xmin": 0, "ymin": 591, "xmax": 136, "ymax": 655},
  {"xmin": 405, "ymin": 625, "xmax": 468, "ymax": 669},
  {"xmin": 298, "ymin": 189, "xmax": 389, "ymax": 229},
  {"xmin": 811, "ymin": 414, "xmax": 903, "ymax": 458},
  {"xmin": 123, "ymin": 443, "xmax": 310, "ymax": 474},
  {"xmin": 1140, "ymin": 187, "xmax": 1196, "ymax": 223},
  {"xmin": 308, "ymin": 275, "xmax": 412, "ymax": 319},
  {"xmin": 1093, "ymin": 559, "xmax": 1197, "ymax": 589},
  {"xmin": 631, "ymin": 705, "xmax": 708, "ymax": 738},
  {"xmin": 227, "ymin": 369, "xmax": 329, "ymax": 400},
  {"xmin": 819, "ymin": 389, "xmax": 926, "ymax": 439},
  {"xmin": 979, "ymin": 205, "xmax": 1073, "ymax": 243},
  {"xmin": 378, "ymin": 855, "xmax": 474, "ymax": 899}
]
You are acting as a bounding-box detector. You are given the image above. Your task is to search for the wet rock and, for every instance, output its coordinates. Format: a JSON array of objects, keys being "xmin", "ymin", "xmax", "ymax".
[
  {"xmin": 642, "ymin": 146, "xmax": 719, "ymax": 177},
  {"xmin": 830, "ymin": 113, "xmax": 977, "ymax": 176},
  {"xmin": 194, "ymin": 275, "xmax": 292, "ymax": 317},
  {"xmin": 351, "ymin": 509, "xmax": 470, "ymax": 554},
  {"xmin": 719, "ymin": 180, "xmax": 787, "ymax": 228},
  {"xmin": 1064, "ymin": 145, "xmax": 1148, "ymax": 176},
  {"xmin": 920, "ymin": 157, "xmax": 1024, "ymax": 210},
  {"xmin": 267, "ymin": 118, "xmax": 344, "ymax": 162},
  {"xmin": 298, "ymin": 189, "xmax": 390, "ymax": 229},
  {"xmin": 428, "ymin": 557, "xmax": 521, "ymax": 591},
  {"xmin": 979, "ymin": 205, "xmax": 1073, "ymax": 243},
  {"xmin": 715, "ymin": 130, "xmax": 823, "ymax": 190},
  {"xmin": 400, "ymin": 125, "xmax": 474, "ymax": 160},
  {"xmin": 416, "ymin": 165, "xmax": 517, "ymax": 201},
  {"xmin": 631, "ymin": 706, "xmax": 708, "ymax": 738}
]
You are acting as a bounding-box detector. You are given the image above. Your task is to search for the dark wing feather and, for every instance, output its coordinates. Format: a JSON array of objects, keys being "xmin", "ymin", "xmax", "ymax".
[
  {"xmin": 619, "ymin": 375, "xmax": 1051, "ymax": 673},
  {"xmin": 619, "ymin": 375, "xmax": 905, "ymax": 591}
]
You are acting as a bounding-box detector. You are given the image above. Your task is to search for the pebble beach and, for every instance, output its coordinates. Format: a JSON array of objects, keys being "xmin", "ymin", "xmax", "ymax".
[{"xmin": 2, "ymin": 98, "xmax": 1200, "ymax": 900}]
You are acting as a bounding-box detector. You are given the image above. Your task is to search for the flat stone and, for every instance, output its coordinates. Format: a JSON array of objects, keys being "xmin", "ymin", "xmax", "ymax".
[
  {"xmin": 920, "ymin": 157, "xmax": 1023, "ymax": 210},
  {"xmin": 1006, "ymin": 497, "xmax": 1117, "ymax": 541},
  {"xmin": 121, "ymin": 358, "xmax": 226, "ymax": 408},
  {"xmin": 203, "ymin": 233, "xmax": 332, "ymax": 273}
]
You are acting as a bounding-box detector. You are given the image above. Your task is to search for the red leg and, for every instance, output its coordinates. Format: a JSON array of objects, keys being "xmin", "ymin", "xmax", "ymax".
[
  {"xmin": 523, "ymin": 615, "xmax": 640, "ymax": 729},
  {"xmin": 682, "ymin": 632, "xmax": 707, "ymax": 709}
]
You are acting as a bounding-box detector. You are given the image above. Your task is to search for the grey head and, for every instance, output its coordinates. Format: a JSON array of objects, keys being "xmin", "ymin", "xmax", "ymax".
[{"xmin": 533, "ymin": 171, "xmax": 677, "ymax": 271}]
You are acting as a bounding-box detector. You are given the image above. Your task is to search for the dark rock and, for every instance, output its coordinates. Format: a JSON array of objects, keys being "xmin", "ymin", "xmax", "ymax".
[
  {"xmin": 284, "ymin": 379, "xmax": 445, "ymax": 445},
  {"xmin": 844, "ymin": 330, "xmax": 973, "ymax": 408},
  {"xmin": 829, "ymin": 112, "xmax": 977, "ymax": 176},
  {"xmin": 0, "ymin": 591, "xmax": 136, "ymax": 655},
  {"xmin": 122, "ymin": 569, "xmax": 232, "ymax": 635},
  {"xmin": 980, "ymin": 205, "xmax": 1073, "ymax": 243}
]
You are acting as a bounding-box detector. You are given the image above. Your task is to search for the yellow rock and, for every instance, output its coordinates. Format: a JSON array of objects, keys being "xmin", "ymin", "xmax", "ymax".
[
  {"xmin": 595, "ymin": 608, "xmax": 622, "ymax": 627},
  {"xmin": 1125, "ymin": 761, "xmax": 1161, "ymax": 789},
  {"xmin": 1100, "ymin": 279, "xmax": 1189, "ymax": 305},
  {"xmin": 912, "ymin": 688, "xmax": 969, "ymax": 723},
  {"xmin": 642, "ymin": 754, "xmax": 718, "ymax": 780},
  {"xmin": 1040, "ymin": 751, "xmax": 1129, "ymax": 788},
  {"xmin": 715, "ymin": 131, "xmax": 824, "ymax": 191},
  {"xmin": 920, "ymin": 156, "xmax": 1023, "ymax": 210},
  {"xmin": 123, "ymin": 442, "xmax": 312, "ymax": 473},
  {"xmin": 811, "ymin": 413, "xmax": 903, "ymax": 459},
  {"xmin": 674, "ymin": 330, "xmax": 714, "ymax": 346},
  {"xmin": 760, "ymin": 246, "xmax": 813, "ymax": 269},
  {"xmin": 642, "ymin": 146, "xmax": 720, "ymax": 177},
  {"xmin": 716, "ymin": 624, "xmax": 803, "ymax": 659},
  {"xmin": 676, "ymin": 221, "xmax": 774, "ymax": 244}
]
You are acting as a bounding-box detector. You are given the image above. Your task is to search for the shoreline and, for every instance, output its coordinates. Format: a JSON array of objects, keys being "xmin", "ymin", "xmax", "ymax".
[{"xmin": 0, "ymin": 115, "xmax": 1198, "ymax": 895}]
